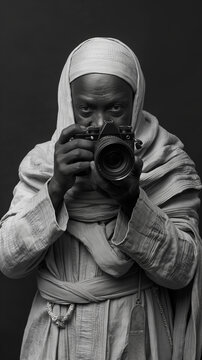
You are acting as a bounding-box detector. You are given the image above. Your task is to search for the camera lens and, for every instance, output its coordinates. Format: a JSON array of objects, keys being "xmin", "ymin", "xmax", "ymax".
[
  {"xmin": 94, "ymin": 136, "xmax": 135, "ymax": 181},
  {"xmin": 103, "ymin": 149, "xmax": 123, "ymax": 168}
]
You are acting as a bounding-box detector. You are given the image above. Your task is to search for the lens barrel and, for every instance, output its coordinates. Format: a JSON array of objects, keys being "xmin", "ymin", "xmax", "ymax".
[{"xmin": 94, "ymin": 136, "xmax": 135, "ymax": 181}]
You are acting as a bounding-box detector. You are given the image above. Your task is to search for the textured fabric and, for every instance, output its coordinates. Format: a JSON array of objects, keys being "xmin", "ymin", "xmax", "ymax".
[
  {"xmin": 37, "ymin": 266, "xmax": 153, "ymax": 304},
  {"xmin": 69, "ymin": 37, "xmax": 138, "ymax": 92},
  {"xmin": 0, "ymin": 182, "xmax": 179, "ymax": 359},
  {"xmin": 0, "ymin": 37, "xmax": 202, "ymax": 359},
  {"xmin": 0, "ymin": 178, "xmax": 200, "ymax": 359}
]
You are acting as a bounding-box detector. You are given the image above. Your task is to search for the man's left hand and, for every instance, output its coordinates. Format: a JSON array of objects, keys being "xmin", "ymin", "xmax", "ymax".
[{"xmin": 90, "ymin": 157, "xmax": 143, "ymax": 215}]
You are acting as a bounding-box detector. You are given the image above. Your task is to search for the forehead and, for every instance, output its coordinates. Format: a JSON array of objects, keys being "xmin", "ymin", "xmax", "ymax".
[{"xmin": 70, "ymin": 73, "xmax": 133, "ymax": 98}]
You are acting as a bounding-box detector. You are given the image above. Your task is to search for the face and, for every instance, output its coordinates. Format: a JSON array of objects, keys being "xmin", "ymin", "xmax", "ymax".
[{"xmin": 71, "ymin": 73, "xmax": 134, "ymax": 128}]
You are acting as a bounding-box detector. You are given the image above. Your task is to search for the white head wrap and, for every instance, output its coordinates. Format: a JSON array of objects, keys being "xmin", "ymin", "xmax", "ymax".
[
  {"xmin": 52, "ymin": 37, "xmax": 145, "ymax": 142},
  {"xmin": 69, "ymin": 38, "xmax": 138, "ymax": 92}
]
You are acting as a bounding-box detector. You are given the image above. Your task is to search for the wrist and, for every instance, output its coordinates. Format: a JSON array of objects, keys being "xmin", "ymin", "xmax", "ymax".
[
  {"xmin": 121, "ymin": 187, "xmax": 140, "ymax": 218},
  {"xmin": 48, "ymin": 178, "xmax": 65, "ymax": 211}
]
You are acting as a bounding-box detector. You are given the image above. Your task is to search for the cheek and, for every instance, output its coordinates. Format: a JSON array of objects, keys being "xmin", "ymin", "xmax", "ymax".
[
  {"xmin": 118, "ymin": 108, "xmax": 133, "ymax": 126},
  {"xmin": 74, "ymin": 116, "xmax": 84, "ymax": 125},
  {"xmin": 73, "ymin": 113, "xmax": 80, "ymax": 124},
  {"xmin": 125, "ymin": 104, "xmax": 133, "ymax": 125},
  {"xmin": 124, "ymin": 111, "xmax": 132, "ymax": 124},
  {"xmin": 73, "ymin": 113, "xmax": 92, "ymax": 126},
  {"xmin": 72, "ymin": 108, "xmax": 84, "ymax": 124}
]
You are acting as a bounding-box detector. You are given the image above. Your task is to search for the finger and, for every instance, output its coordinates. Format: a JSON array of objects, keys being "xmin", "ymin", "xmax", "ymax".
[
  {"xmin": 58, "ymin": 124, "xmax": 86, "ymax": 145},
  {"xmin": 57, "ymin": 138, "xmax": 94, "ymax": 154},
  {"xmin": 61, "ymin": 161, "xmax": 91, "ymax": 176},
  {"xmin": 57, "ymin": 149, "xmax": 94, "ymax": 165},
  {"xmin": 90, "ymin": 161, "xmax": 113, "ymax": 191}
]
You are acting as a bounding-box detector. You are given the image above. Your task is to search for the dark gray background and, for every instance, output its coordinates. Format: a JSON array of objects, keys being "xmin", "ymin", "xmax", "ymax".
[{"xmin": 0, "ymin": 1, "xmax": 201, "ymax": 358}]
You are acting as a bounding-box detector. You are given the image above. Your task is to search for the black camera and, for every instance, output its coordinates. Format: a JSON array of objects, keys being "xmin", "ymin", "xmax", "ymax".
[{"xmin": 74, "ymin": 120, "xmax": 142, "ymax": 181}]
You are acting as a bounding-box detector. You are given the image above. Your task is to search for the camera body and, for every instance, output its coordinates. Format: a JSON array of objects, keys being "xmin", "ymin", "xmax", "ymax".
[{"xmin": 74, "ymin": 120, "xmax": 142, "ymax": 181}]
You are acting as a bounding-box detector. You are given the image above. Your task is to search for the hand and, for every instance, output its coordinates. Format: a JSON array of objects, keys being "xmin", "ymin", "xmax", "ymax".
[
  {"xmin": 90, "ymin": 157, "xmax": 143, "ymax": 216},
  {"xmin": 48, "ymin": 124, "xmax": 94, "ymax": 209}
]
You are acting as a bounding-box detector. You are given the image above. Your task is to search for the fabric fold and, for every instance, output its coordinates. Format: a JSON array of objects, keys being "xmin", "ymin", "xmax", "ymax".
[
  {"xmin": 67, "ymin": 220, "xmax": 133, "ymax": 277},
  {"xmin": 37, "ymin": 268, "xmax": 153, "ymax": 305}
]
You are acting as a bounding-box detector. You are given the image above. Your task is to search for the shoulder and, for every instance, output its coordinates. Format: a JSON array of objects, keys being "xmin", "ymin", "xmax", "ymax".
[{"xmin": 19, "ymin": 141, "xmax": 54, "ymax": 186}]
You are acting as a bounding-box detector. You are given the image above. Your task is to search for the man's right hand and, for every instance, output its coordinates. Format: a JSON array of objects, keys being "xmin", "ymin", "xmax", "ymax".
[{"xmin": 48, "ymin": 124, "xmax": 94, "ymax": 210}]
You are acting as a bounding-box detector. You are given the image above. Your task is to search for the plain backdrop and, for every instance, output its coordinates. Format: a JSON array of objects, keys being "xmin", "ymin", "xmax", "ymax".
[{"xmin": 0, "ymin": 1, "xmax": 201, "ymax": 358}]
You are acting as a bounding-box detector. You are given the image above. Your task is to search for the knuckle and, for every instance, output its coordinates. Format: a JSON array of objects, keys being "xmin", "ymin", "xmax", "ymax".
[
  {"xmin": 54, "ymin": 142, "xmax": 59, "ymax": 151},
  {"xmin": 74, "ymin": 148, "xmax": 81, "ymax": 157},
  {"xmin": 73, "ymin": 139, "xmax": 80, "ymax": 148},
  {"xmin": 61, "ymin": 124, "xmax": 75, "ymax": 137},
  {"xmin": 76, "ymin": 162, "xmax": 88, "ymax": 171},
  {"xmin": 61, "ymin": 128, "xmax": 67, "ymax": 136},
  {"xmin": 76, "ymin": 162, "xmax": 83, "ymax": 170},
  {"xmin": 58, "ymin": 163, "xmax": 66, "ymax": 173},
  {"xmin": 54, "ymin": 148, "xmax": 60, "ymax": 157},
  {"xmin": 55, "ymin": 153, "xmax": 62, "ymax": 164},
  {"xmin": 54, "ymin": 143, "xmax": 62, "ymax": 155},
  {"xmin": 55, "ymin": 155, "xmax": 64, "ymax": 168}
]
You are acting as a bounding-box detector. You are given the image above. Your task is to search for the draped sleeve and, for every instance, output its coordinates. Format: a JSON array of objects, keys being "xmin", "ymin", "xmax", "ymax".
[
  {"xmin": 111, "ymin": 188, "xmax": 200, "ymax": 289},
  {"xmin": 111, "ymin": 118, "xmax": 202, "ymax": 289},
  {"xmin": 0, "ymin": 142, "xmax": 68, "ymax": 278}
]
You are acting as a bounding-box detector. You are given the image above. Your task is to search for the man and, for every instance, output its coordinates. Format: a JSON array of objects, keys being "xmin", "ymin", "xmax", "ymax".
[{"xmin": 0, "ymin": 38, "xmax": 202, "ymax": 360}]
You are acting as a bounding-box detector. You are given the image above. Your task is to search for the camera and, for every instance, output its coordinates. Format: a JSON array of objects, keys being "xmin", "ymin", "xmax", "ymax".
[{"xmin": 74, "ymin": 120, "xmax": 142, "ymax": 181}]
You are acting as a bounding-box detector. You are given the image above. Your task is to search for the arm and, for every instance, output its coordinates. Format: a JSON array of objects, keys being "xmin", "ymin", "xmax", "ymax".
[
  {"xmin": 0, "ymin": 124, "xmax": 94, "ymax": 279},
  {"xmin": 111, "ymin": 188, "xmax": 200, "ymax": 289},
  {"xmin": 90, "ymin": 152, "xmax": 201, "ymax": 289},
  {"xmin": 0, "ymin": 180, "xmax": 68, "ymax": 279}
]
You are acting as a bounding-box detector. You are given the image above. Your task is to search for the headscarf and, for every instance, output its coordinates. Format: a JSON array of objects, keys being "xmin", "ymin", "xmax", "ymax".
[{"xmin": 52, "ymin": 37, "xmax": 145, "ymax": 143}]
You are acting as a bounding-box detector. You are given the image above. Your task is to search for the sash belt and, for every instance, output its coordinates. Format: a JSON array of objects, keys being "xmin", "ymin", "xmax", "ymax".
[
  {"xmin": 37, "ymin": 269, "xmax": 153, "ymax": 360},
  {"xmin": 37, "ymin": 268, "xmax": 153, "ymax": 304}
]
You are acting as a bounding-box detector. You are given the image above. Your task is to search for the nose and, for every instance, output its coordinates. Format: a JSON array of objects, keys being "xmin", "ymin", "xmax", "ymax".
[{"xmin": 91, "ymin": 111, "xmax": 106, "ymax": 127}]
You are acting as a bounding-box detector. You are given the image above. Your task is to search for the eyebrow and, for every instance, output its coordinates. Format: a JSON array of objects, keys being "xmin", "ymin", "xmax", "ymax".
[{"xmin": 74, "ymin": 94, "xmax": 131, "ymax": 103}]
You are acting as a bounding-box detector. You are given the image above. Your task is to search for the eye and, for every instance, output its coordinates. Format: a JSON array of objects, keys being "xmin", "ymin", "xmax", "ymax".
[
  {"xmin": 110, "ymin": 104, "xmax": 123, "ymax": 115},
  {"xmin": 79, "ymin": 105, "xmax": 93, "ymax": 117}
]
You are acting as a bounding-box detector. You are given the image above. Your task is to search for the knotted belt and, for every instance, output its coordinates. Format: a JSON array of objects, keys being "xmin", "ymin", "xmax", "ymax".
[
  {"xmin": 37, "ymin": 268, "xmax": 152, "ymax": 304},
  {"xmin": 37, "ymin": 268, "xmax": 153, "ymax": 360}
]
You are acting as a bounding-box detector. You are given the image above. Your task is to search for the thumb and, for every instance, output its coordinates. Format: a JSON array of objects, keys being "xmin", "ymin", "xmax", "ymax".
[{"xmin": 133, "ymin": 156, "xmax": 143, "ymax": 178}]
